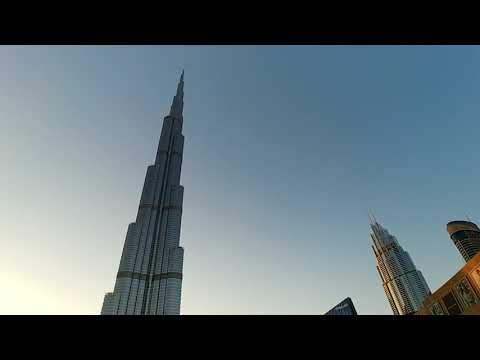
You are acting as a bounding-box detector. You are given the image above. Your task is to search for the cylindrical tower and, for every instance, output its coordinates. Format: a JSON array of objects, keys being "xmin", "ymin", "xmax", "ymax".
[{"xmin": 447, "ymin": 220, "xmax": 480, "ymax": 263}]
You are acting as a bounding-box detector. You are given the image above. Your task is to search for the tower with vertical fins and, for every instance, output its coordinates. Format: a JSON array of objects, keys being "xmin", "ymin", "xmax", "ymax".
[
  {"xmin": 101, "ymin": 71, "xmax": 186, "ymax": 315},
  {"xmin": 370, "ymin": 216, "xmax": 431, "ymax": 315}
]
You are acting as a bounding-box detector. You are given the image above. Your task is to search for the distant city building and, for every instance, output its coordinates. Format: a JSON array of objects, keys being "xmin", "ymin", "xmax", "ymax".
[
  {"xmin": 446, "ymin": 220, "xmax": 480, "ymax": 263},
  {"xmin": 100, "ymin": 292, "xmax": 115, "ymax": 315},
  {"xmin": 370, "ymin": 218, "xmax": 431, "ymax": 315},
  {"xmin": 101, "ymin": 71, "xmax": 186, "ymax": 315},
  {"xmin": 324, "ymin": 297, "xmax": 357, "ymax": 315},
  {"xmin": 416, "ymin": 250, "xmax": 480, "ymax": 315}
]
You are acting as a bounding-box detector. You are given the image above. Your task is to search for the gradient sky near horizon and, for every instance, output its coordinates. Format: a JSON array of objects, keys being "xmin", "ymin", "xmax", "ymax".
[{"xmin": 1, "ymin": 45, "xmax": 480, "ymax": 314}]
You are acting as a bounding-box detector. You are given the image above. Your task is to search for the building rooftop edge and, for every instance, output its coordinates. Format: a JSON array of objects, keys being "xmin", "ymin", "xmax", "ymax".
[{"xmin": 446, "ymin": 220, "xmax": 480, "ymax": 235}]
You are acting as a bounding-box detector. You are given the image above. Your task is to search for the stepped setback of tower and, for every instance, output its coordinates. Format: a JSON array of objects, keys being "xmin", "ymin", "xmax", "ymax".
[
  {"xmin": 370, "ymin": 219, "xmax": 431, "ymax": 315},
  {"xmin": 101, "ymin": 71, "xmax": 186, "ymax": 315}
]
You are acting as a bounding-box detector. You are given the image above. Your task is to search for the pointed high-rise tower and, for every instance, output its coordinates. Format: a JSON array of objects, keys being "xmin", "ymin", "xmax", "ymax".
[
  {"xmin": 370, "ymin": 217, "xmax": 431, "ymax": 315},
  {"xmin": 101, "ymin": 72, "xmax": 186, "ymax": 315}
]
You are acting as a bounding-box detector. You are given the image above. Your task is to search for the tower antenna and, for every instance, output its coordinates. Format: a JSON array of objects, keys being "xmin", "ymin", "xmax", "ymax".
[
  {"xmin": 367, "ymin": 209, "xmax": 373, "ymax": 225},
  {"xmin": 466, "ymin": 212, "xmax": 472, "ymax": 222}
]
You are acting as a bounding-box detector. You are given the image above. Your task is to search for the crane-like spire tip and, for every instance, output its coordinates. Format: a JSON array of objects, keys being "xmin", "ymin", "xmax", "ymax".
[
  {"xmin": 169, "ymin": 69, "xmax": 184, "ymax": 118},
  {"xmin": 368, "ymin": 209, "xmax": 378, "ymax": 225}
]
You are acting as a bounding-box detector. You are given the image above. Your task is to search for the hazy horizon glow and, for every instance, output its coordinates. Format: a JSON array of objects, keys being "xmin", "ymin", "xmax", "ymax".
[{"xmin": 1, "ymin": 45, "xmax": 477, "ymax": 314}]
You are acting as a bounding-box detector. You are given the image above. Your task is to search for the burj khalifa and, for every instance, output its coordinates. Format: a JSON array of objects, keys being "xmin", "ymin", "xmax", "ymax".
[{"xmin": 101, "ymin": 71, "xmax": 186, "ymax": 315}]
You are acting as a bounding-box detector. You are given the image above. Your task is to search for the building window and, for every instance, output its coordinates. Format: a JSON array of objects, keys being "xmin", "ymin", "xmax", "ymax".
[
  {"xmin": 455, "ymin": 278, "xmax": 478, "ymax": 309},
  {"xmin": 429, "ymin": 302, "xmax": 445, "ymax": 315},
  {"xmin": 442, "ymin": 292, "xmax": 463, "ymax": 315}
]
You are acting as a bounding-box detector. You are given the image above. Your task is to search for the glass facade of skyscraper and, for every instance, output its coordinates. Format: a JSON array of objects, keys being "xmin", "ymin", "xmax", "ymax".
[
  {"xmin": 370, "ymin": 220, "xmax": 431, "ymax": 315},
  {"xmin": 324, "ymin": 297, "xmax": 357, "ymax": 315},
  {"xmin": 101, "ymin": 72, "xmax": 186, "ymax": 315}
]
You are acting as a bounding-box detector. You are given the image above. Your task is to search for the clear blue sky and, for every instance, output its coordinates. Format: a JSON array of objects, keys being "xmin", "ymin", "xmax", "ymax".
[{"xmin": 0, "ymin": 45, "xmax": 478, "ymax": 314}]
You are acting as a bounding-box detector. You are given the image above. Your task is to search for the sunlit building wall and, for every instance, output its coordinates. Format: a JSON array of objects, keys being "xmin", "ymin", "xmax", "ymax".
[{"xmin": 416, "ymin": 250, "xmax": 480, "ymax": 315}]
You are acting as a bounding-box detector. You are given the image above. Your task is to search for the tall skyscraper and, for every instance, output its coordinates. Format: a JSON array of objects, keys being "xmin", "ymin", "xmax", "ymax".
[
  {"xmin": 446, "ymin": 220, "xmax": 480, "ymax": 263},
  {"xmin": 101, "ymin": 71, "xmax": 186, "ymax": 315},
  {"xmin": 370, "ymin": 217, "xmax": 431, "ymax": 315}
]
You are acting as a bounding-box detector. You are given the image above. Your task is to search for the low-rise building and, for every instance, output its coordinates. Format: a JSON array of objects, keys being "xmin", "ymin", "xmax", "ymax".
[
  {"xmin": 324, "ymin": 297, "xmax": 357, "ymax": 315},
  {"xmin": 416, "ymin": 251, "xmax": 480, "ymax": 315}
]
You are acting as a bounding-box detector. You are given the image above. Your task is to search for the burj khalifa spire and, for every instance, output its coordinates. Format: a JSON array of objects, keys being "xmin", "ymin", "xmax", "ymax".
[{"xmin": 101, "ymin": 71, "xmax": 186, "ymax": 315}]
